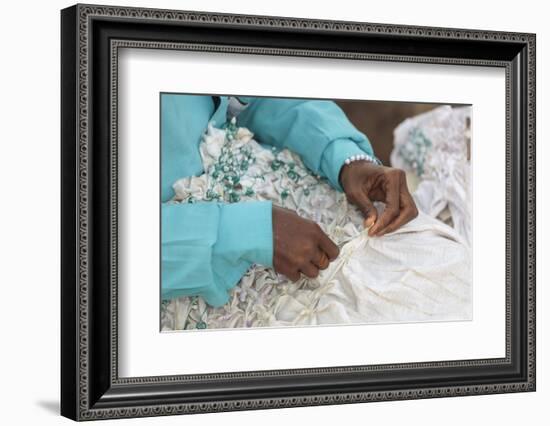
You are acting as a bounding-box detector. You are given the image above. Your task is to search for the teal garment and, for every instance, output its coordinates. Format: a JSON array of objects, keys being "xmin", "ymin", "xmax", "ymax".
[
  {"xmin": 161, "ymin": 95, "xmax": 213, "ymax": 202},
  {"xmin": 161, "ymin": 94, "xmax": 376, "ymax": 307},
  {"xmin": 236, "ymin": 97, "xmax": 376, "ymax": 191},
  {"xmin": 162, "ymin": 201, "xmax": 272, "ymax": 306}
]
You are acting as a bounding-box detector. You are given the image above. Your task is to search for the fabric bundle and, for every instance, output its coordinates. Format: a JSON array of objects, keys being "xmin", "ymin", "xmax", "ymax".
[
  {"xmin": 391, "ymin": 105, "xmax": 472, "ymax": 245},
  {"xmin": 161, "ymin": 117, "xmax": 472, "ymax": 331}
]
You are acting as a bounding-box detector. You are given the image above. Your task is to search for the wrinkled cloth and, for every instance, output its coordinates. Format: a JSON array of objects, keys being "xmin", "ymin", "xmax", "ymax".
[
  {"xmin": 161, "ymin": 121, "xmax": 472, "ymax": 331},
  {"xmin": 160, "ymin": 95, "xmax": 377, "ymax": 305},
  {"xmin": 391, "ymin": 105, "xmax": 472, "ymax": 245}
]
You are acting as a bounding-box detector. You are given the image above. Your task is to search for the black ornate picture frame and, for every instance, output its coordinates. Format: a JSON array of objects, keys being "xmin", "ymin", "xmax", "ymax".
[{"xmin": 61, "ymin": 3, "xmax": 536, "ymax": 421}]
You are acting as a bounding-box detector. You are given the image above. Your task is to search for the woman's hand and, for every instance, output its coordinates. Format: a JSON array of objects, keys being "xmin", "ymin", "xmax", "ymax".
[
  {"xmin": 272, "ymin": 206, "xmax": 339, "ymax": 281},
  {"xmin": 340, "ymin": 161, "xmax": 418, "ymax": 237}
]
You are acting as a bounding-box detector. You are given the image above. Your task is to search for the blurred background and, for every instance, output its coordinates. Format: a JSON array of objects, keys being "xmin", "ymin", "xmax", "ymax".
[{"xmin": 335, "ymin": 100, "xmax": 441, "ymax": 164}]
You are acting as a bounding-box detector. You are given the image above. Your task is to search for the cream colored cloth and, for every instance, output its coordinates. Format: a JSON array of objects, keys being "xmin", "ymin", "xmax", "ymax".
[
  {"xmin": 273, "ymin": 210, "xmax": 472, "ymax": 326},
  {"xmin": 391, "ymin": 105, "xmax": 472, "ymax": 245},
  {"xmin": 161, "ymin": 121, "xmax": 472, "ymax": 330}
]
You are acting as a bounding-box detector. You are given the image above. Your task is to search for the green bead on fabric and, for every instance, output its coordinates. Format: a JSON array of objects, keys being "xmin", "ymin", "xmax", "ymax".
[
  {"xmin": 270, "ymin": 159, "xmax": 284, "ymax": 171},
  {"xmin": 398, "ymin": 127, "xmax": 432, "ymax": 176},
  {"xmin": 229, "ymin": 191, "xmax": 241, "ymax": 203},
  {"xmin": 287, "ymin": 170, "xmax": 300, "ymax": 182},
  {"xmin": 281, "ymin": 189, "xmax": 289, "ymax": 200}
]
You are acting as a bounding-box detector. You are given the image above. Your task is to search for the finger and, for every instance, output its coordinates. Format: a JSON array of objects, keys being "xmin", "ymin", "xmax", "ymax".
[
  {"xmin": 351, "ymin": 187, "xmax": 378, "ymax": 229},
  {"xmin": 316, "ymin": 229, "xmax": 340, "ymax": 261},
  {"xmin": 300, "ymin": 262, "xmax": 320, "ymax": 279},
  {"xmin": 274, "ymin": 259, "xmax": 301, "ymax": 282},
  {"xmin": 312, "ymin": 250, "xmax": 330, "ymax": 270},
  {"xmin": 284, "ymin": 268, "xmax": 301, "ymax": 282},
  {"xmin": 377, "ymin": 178, "xmax": 419, "ymax": 236},
  {"xmin": 377, "ymin": 204, "xmax": 416, "ymax": 236},
  {"xmin": 369, "ymin": 175, "xmax": 401, "ymax": 236}
]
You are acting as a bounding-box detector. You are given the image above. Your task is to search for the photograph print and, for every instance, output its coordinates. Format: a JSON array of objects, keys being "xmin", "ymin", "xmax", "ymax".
[{"xmin": 160, "ymin": 94, "xmax": 473, "ymax": 331}]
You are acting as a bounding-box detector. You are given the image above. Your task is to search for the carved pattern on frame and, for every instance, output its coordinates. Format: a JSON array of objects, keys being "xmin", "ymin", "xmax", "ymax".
[
  {"xmin": 75, "ymin": 4, "xmax": 535, "ymax": 420},
  {"xmin": 109, "ymin": 38, "xmax": 511, "ymax": 382}
]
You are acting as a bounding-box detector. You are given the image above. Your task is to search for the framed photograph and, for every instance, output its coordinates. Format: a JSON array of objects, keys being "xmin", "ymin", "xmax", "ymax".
[{"xmin": 61, "ymin": 3, "xmax": 536, "ymax": 421}]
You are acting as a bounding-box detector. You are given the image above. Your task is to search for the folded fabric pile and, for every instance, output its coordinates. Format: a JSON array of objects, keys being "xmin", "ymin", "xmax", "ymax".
[
  {"xmin": 391, "ymin": 105, "xmax": 472, "ymax": 245},
  {"xmin": 161, "ymin": 116, "xmax": 472, "ymax": 331}
]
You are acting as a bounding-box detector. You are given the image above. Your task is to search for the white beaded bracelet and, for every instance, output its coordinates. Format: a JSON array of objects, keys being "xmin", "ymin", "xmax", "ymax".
[{"xmin": 344, "ymin": 153, "xmax": 381, "ymax": 166}]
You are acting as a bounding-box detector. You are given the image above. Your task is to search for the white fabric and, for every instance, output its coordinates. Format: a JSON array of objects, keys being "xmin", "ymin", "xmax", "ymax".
[
  {"xmin": 161, "ymin": 119, "xmax": 472, "ymax": 331},
  {"xmin": 391, "ymin": 105, "xmax": 472, "ymax": 245}
]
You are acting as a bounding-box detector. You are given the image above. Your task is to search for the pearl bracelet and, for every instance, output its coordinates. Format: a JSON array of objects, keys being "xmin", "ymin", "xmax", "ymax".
[{"xmin": 344, "ymin": 153, "xmax": 381, "ymax": 166}]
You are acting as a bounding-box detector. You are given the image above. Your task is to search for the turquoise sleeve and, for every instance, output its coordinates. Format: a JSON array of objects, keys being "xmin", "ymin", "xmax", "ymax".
[
  {"xmin": 236, "ymin": 98, "xmax": 377, "ymax": 191},
  {"xmin": 161, "ymin": 94, "xmax": 214, "ymax": 202},
  {"xmin": 161, "ymin": 200, "xmax": 273, "ymax": 307},
  {"xmin": 319, "ymin": 138, "xmax": 374, "ymax": 191}
]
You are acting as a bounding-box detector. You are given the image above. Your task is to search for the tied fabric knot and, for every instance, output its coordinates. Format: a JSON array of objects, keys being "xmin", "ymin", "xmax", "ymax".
[{"xmin": 161, "ymin": 118, "xmax": 472, "ymax": 331}]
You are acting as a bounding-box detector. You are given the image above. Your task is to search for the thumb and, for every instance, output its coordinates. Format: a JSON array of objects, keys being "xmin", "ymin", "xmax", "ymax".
[{"xmin": 353, "ymin": 189, "xmax": 377, "ymax": 229}]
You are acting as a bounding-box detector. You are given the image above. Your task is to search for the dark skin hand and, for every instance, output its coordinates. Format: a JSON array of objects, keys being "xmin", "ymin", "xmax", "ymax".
[
  {"xmin": 271, "ymin": 161, "xmax": 417, "ymax": 282},
  {"xmin": 272, "ymin": 205, "xmax": 340, "ymax": 281},
  {"xmin": 340, "ymin": 161, "xmax": 419, "ymax": 237}
]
